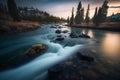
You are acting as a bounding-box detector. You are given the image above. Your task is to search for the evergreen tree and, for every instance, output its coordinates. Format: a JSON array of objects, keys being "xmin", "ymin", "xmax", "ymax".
[
  {"xmin": 67, "ymin": 16, "xmax": 70, "ymax": 24},
  {"xmin": 75, "ymin": 1, "xmax": 84, "ymax": 24},
  {"xmin": 96, "ymin": 7, "xmax": 102, "ymax": 25},
  {"xmin": 101, "ymin": 0, "xmax": 109, "ymax": 22},
  {"xmin": 7, "ymin": 0, "xmax": 21, "ymax": 21},
  {"xmin": 85, "ymin": 4, "xmax": 90, "ymax": 24},
  {"xmin": 93, "ymin": 7, "xmax": 98, "ymax": 24},
  {"xmin": 70, "ymin": 7, "xmax": 74, "ymax": 25},
  {"xmin": 80, "ymin": 8, "xmax": 84, "ymax": 22},
  {"xmin": 94, "ymin": 0, "xmax": 109, "ymax": 25}
]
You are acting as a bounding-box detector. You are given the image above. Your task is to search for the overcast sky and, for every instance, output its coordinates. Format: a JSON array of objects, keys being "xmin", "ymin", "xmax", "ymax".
[{"xmin": 1, "ymin": 0, "xmax": 120, "ymax": 19}]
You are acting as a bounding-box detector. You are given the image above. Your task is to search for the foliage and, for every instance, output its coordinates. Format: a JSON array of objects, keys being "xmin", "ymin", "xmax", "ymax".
[
  {"xmin": 70, "ymin": 7, "xmax": 74, "ymax": 25},
  {"xmin": 67, "ymin": 16, "xmax": 70, "ymax": 24},
  {"xmin": 75, "ymin": 1, "xmax": 84, "ymax": 24},
  {"xmin": 93, "ymin": 0, "xmax": 109, "ymax": 25},
  {"xmin": 7, "ymin": 0, "xmax": 21, "ymax": 21},
  {"xmin": 0, "ymin": 3, "xmax": 7, "ymax": 13},
  {"xmin": 92, "ymin": 7, "xmax": 98, "ymax": 24},
  {"xmin": 18, "ymin": 7, "xmax": 65, "ymax": 23},
  {"xmin": 85, "ymin": 4, "xmax": 90, "ymax": 24}
]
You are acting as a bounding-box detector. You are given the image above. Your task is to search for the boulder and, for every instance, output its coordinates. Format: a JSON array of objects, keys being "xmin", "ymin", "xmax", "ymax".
[
  {"xmin": 56, "ymin": 37, "xmax": 64, "ymax": 41},
  {"xmin": 79, "ymin": 34, "xmax": 90, "ymax": 38},
  {"xmin": 48, "ymin": 63, "xmax": 65, "ymax": 79},
  {"xmin": 70, "ymin": 33, "xmax": 78, "ymax": 38},
  {"xmin": 77, "ymin": 52, "xmax": 94, "ymax": 62},
  {"xmin": 63, "ymin": 30, "xmax": 69, "ymax": 33},
  {"xmin": 24, "ymin": 44, "xmax": 46, "ymax": 56},
  {"xmin": 55, "ymin": 29, "xmax": 62, "ymax": 34}
]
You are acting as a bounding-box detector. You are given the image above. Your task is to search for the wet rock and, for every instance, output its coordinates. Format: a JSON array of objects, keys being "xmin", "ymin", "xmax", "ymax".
[
  {"xmin": 24, "ymin": 44, "xmax": 46, "ymax": 56},
  {"xmin": 48, "ymin": 63, "xmax": 65, "ymax": 80},
  {"xmin": 63, "ymin": 30, "xmax": 69, "ymax": 33},
  {"xmin": 69, "ymin": 33, "xmax": 78, "ymax": 38},
  {"xmin": 50, "ymin": 26, "xmax": 56, "ymax": 28},
  {"xmin": 55, "ymin": 29, "xmax": 62, "ymax": 34},
  {"xmin": 56, "ymin": 37, "xmax": 64, "ymax": 41},
  {"xmin": 57, "ymin": 35, "xmax": 62, "ymax": 37},
  {"xmin": 79, "ymin": 34, "xmax": 90, "ymax": 38},
  {"xmin": 58, "ymin": 26, "xmax": 63, "ymax": 28},
  {"xmin": 77, "ymin": 52, "xmax": 94, "ymax": 62},
  {"xmin": 0, "ymin": 44, "xmax": 47, "ymax": 71}
]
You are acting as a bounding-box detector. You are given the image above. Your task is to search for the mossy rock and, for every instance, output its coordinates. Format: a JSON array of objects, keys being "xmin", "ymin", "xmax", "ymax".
[{"xmin": 24, "ymin": 43, "xmax": 46, "ymax": 56}]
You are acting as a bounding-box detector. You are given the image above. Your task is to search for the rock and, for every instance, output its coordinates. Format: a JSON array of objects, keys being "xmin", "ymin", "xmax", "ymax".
[
  {"xmin": 79, "ymin": 34, "xmax": 90, "ymax": 38},
  {"xmin": 50, "ymin": 26, "xmax": 56, "ymax": 28},
  {"xmin": 58, "ymin": 26, "xmax": 63, "ymax": 28},
  {"xmin": 24, "ymin": 44, "xmax": 46, "ymax": 56},
  {"xmin": 57, "ymin": 35, "xmax": 62, "ymax": 37},
  {"xmin": 77, "ymin": 52, "xmax": 94, "ymax": 62},
  {"xmin": 70, "ymin": 33, "xmax": 78, "ymax": 38},
  {"xmin": 63, "ymin": 30, "xmax": 69, "ymax": 33},
  {"xmin": 56, "ymin": 37, "xmax": 64, "ymax": 41},
  {"xmin": 48, "ymin": 63, "xmax": 65, "ymax": 79},
  {"xmin": 55, "ymin": 29, "xmax": 62, "ymax": 34}
]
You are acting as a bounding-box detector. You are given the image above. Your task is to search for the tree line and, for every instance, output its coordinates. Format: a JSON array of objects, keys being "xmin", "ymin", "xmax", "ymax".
[
  {"xmin": 1, "ymin": 0, "xmax": 65, "ymax": 22},
  {"xmin": 68, "ymin": 0, "xmax": 109, "ymax": 26}
]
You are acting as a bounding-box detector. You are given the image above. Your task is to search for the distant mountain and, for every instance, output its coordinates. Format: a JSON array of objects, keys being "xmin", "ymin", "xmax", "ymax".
[
  {"xmin": 18, "ymin": 7, "xmax": 66, "ymax": 23},
  {"xmin": 107, "ymin": 13, "xmax": 120, "ymax": 22}
]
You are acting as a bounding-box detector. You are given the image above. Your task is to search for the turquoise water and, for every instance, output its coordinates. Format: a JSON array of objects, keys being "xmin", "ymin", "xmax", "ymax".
[{"xmin": 0, "ymin": 24, "xmax": 120, "ymax": 80}]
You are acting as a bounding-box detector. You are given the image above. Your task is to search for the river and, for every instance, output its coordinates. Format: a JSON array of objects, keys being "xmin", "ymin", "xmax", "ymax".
[{"xmin": 0, "ymin": 24, "xmax": 120, "ymax": 80}]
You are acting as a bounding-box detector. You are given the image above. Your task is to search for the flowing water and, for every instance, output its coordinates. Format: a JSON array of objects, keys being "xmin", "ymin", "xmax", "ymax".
[{"xmin": 0, "ymin": 24, "xmax": 120, "ymax": 80}]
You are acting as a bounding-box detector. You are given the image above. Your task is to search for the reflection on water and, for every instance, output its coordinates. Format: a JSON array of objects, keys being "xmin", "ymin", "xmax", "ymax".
[
  {"xmin": 101, "ymin": 33, "xmax": 120, "ymax": 58},
  {"xmin": 71, "ymin": 27, "xmax": 120, "ymax": 59},
  {"xmin": 87, "ymin": 30, "xmax": 94, "ymax": 38}
]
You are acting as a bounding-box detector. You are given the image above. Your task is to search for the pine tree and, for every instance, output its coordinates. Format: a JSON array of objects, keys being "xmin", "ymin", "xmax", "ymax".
[
  {"xmin": 81, "ymin": 8, "xmax": 84, "ymax": 22},
  {"xmin": 85, "ymin": 4, "xmax": 90, "ymax": 24},
  {"xmin": 75, "ymin": 1, "xmax": 84, "ymax": 24},
  {"xmin": 96, "ymin": 7, "xmax": 102, "ymax": 25},
  {"xmin": 101, "ymin": 0, "xmax": 109, "ymax": 22},
  {"xmin": 93, "ymin": 7, "xmax": 98, "ymax": 24},
  {"xmin": 94, "ymin": 0, "xmax": 109, "ymax": 25},
  {"xmin": 70, "ymin": 7, "xmax": 74, "ymax": 25},
  {"xmin": 67, "ymin": 16, "xmax": 70, "ymax": 24},
  {"xmin": 7, "ymin": 0, "xmax": 21, "ymax": 21}
]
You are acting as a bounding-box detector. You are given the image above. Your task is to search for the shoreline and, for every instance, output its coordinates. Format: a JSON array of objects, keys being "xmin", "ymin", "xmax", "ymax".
[
  {"xmin": 67, "ymin": 22, "xmax": 120, "ymax": 32},
  {"xmin": 0, "ymin": 20, "xmax": 41, "ymax": 35}
]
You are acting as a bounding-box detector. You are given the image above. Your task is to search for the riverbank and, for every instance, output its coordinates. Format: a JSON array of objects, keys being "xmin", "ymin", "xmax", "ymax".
[
  {"xmin": 0, "ymin": 12, "xmax": 41, "ymax": 35},
  {"xmin": 69, "ymin": 22, "xmax": 120, "ymax": 32},
  {"xmin": 0, "ymin": 20, "xmax": 40, "ymax": 34}
]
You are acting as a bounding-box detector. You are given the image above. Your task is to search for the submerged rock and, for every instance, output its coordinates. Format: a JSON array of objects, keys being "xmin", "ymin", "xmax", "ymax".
[
  {"xmin": 63, "ymin": 30, "xmax": 69, "ymax": 33},
  {"xmin": 79, "ymin": 34, "xmax": 90, "ymax": 38},
  {"xmin": 56, "ymin": 37, "xmax": 64, "ymax": 41},
  {"xmin": 0, "ymin": 43, "xmax": 47, "ymax": 71},
  {"xmin": 48, "ymin": 63, "xmax": 66, "ymax": 80},
  {"xmin": 77, "ymin": 52, "xmax": 94, "ymax": 62},
  {"xmin": 50, "ymin": 26, "xmax": 56, "ymax": 28},
  {"xmin": 55, "ymin": 30, "xmax": 62, "ymax": 34},
  {"xmin": 57, "ymin": 35, "xmax": 62, "ymax": 37},
  {"xmin": 70, "ymin": 33, "xmax": 78, "ymax": 38}
]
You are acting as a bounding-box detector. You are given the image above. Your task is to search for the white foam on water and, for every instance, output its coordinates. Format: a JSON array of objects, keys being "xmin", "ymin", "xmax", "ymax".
[{"xmin": 0, "ymin": 38, "xmax": 83, "ymax": 80}]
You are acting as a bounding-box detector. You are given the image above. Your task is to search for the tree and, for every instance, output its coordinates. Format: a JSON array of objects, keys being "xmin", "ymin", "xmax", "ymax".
[
  {"xmin": 80, "ymin": 8, "xmax": 84, "ymax": 23},
  {"xmin": 70, "ymin": 7, "xmax": 74, "ymax": 25},
  {"xmin": 7, "ymin": 0, "xmax": 21, "ymax": 21},
  {"xmin": 75, "ymin": 1, "xmax": 84, "ymax": 24},
  {"xmin": 67, "ymin": 16, "xmax": 70, "ymax": 24},
  {"xmin": 93, "ymin": 7, "xmax": 98, "ymax": 24},
  {"xmin": 94, "ymin": 0, "xmax": 109, "ymax": 25},
  {"xmin": 101, "ymin": 0, "xmax": 109, "ymax": 22},
  {"xmin": 85, "ymin": 4, "xmax": 90, "ymax": 24}
]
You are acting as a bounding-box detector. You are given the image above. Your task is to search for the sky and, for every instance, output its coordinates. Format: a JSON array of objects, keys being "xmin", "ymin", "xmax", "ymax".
[{"xmin": 1, "ymin": 0, "xmax": 120, "ymax": 19}]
